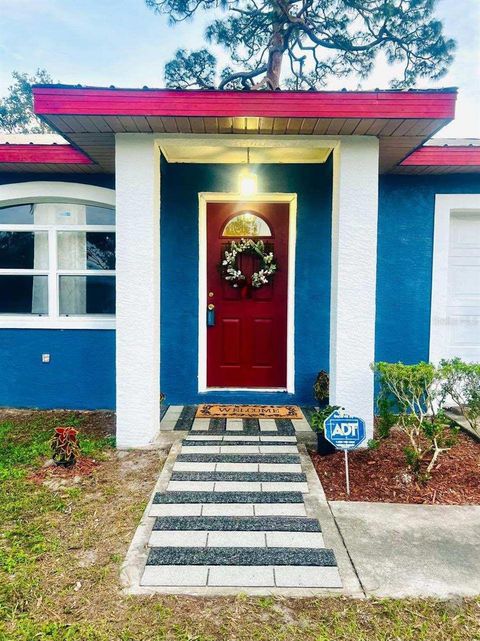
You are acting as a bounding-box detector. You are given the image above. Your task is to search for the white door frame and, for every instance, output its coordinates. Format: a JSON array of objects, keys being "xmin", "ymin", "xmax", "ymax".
[
  {"xmin": 198, "ymin": 192, "xmax": 297, "ymax": 393},
  {"xmin": 430, "ymin": 193, "xmax": 480, "ymax": 364}
]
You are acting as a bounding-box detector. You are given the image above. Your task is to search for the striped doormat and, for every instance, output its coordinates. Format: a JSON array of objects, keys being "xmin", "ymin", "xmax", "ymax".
[{"xmin": 195, "ymin": 404, "xmax": 303, "ymax": 419}]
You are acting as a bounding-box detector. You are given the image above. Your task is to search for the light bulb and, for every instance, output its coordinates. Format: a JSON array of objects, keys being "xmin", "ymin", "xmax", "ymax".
[{"xmin": 239, "ymin": 170, "xmax": 257, "ymax": 196}]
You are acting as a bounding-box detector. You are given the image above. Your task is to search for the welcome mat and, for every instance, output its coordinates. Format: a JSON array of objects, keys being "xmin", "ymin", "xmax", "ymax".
[{"xmin": 196, "ymin": 404, "xmax": 303, "ymax": 419}]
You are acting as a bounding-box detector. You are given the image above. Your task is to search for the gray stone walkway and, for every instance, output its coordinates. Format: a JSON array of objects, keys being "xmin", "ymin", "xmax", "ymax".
[
  {"xmin": 122, "ymin": 415, "xmax": 480, "ymax": 598},
  {"xmin": 160, "ymin": 405, "xmax": 314, "ymax": 433},
  {"xmin": 122, "ymin": 416, "xmax": 356, "ymax": 594}
]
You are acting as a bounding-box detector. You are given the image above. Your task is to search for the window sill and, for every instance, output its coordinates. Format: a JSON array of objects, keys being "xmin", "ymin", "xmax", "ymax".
[{"xmin": 0, "ymin": 317, "xmax": 115, "ymax": 330}]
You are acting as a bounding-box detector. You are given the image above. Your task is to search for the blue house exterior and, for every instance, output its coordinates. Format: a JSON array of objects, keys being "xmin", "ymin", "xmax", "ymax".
[{"xmin": 0, "ymin": 86, "xmax": 479, "ymax": 447}]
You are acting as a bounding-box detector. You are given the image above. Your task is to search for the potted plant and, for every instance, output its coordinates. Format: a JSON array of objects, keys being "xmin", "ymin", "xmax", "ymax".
[
  {"xmin": 312, "ymin": 371, "xmax": 338, "ymax": 455},
  {"xmin": 51, "ymin": 427, "xmax": 80, "ymax": 467},
  {"xmin": 311, "ymin": 405, "xmax": 339, "ymax": 456}
]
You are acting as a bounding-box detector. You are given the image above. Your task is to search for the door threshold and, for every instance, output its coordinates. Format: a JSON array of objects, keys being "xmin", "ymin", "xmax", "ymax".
[{"xmin": 203, "ymin": 387, "xmax": 289, "ymax": 393}]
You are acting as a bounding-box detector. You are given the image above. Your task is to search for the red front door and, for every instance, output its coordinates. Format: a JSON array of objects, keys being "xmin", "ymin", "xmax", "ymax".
[{"xmin": 207, "ymin": 201, "xmax": 289, "ymax": 388}]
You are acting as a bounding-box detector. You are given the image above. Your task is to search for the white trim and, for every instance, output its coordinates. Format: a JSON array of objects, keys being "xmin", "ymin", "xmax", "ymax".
[
  {"xmin": 0, "ymin": 317, "xmax": 115, "ymax": 330},
  {"xmin": 429, "ymin": 194, "xmax": 480, "ymax": 364},
  {"xmin": 0, "ymin": 181, "xmax": 115, "ymax": 208},
  {"xmin": 0, "ymin": 181, "xmax": 116, "ymax": 330},
  {"xmin": 206, "ymin": 387, "xmax": 287, "ymax": 392},
  {"xmin": 156, "ymin": 133, "xmax": 342, "ymax": 148},
  {"xmin": 198, "ymin": 192, "xmax": 297, "ymax": 394}
]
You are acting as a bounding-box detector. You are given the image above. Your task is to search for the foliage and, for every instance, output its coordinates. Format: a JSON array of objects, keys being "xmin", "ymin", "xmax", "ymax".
[
  {"xmin": 0, "ymin": 69, "xmax": 54, "ymax": 134},
  {"xmin": 313, "ymin": 370, "xmax": 329, "ymax": 405},
  {"xmin": 438, "ymin": 357, "xmax": 480, "ymax": 437},
  {"xmin": 220, "ymin": 238, "xmax": 276, "ymax": 288},
  {"xmin": 373, "ymin": 361, "xmax": 458, "ymax": 476},
  {"xmin": 164, "ymin": 48, "xmax": 217, "ymax": 89},
  {"xmin": 51, "ymin": 428, "xmax": 80, "ymax": 467},
  {"xmin": 376, "ymin": 395, "xmax": 398, "ymax": 439},
  {"xmin": 311, "ymin": 405, "xmax": 340, "ymax": 433},
  {"xmin": 146, "ymin": 0, "xmax": 455, "ymax": 90}
]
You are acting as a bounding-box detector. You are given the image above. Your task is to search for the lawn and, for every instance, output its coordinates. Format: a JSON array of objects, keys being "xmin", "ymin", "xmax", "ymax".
[{"xmin": 0, "ymin": 411, "xmax": 479, "ymax": 641}]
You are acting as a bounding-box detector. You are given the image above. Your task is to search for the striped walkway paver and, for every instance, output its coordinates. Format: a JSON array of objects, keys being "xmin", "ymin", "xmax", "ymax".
[
  {"xmin": 161, "ymin": 406, "xmax": 315, "ymax": 434},
  {"xmin": 139, "ymin": 427, "xmax": 342, "ymax": 591}
]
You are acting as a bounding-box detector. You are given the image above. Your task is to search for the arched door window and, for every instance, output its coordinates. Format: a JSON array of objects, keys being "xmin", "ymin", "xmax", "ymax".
[{"xmin": 222, "ymin": 212, "xmax": 272, "ymax": 238}]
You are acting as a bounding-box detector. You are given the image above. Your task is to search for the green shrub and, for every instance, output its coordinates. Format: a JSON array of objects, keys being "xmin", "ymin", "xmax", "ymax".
[
  {"xmin": 376, "ymin": 396, "xmax": 397, "ymax": 439},
  {"xmin": 438, "ymin": 357, "xmax": 480, "ymax": 437},
  {"xmin": 310, "ymin": 405, "xmax": 340, "ymax": 433},
  {"xmin": 372, "ymin": 361, "xmax": 458, "ymax": 476},
  {"xmin": 313, "ymin": 370, "xmax": 329, "ymax": 405}
]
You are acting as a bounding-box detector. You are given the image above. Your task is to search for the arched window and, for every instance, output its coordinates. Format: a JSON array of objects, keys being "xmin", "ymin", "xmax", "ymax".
[
  {"xmin": 222, "ymin": 212, "xmax": 272, "ymax": 238},
  {"xmin": 0, "ymin": 198, "xmax": 115, "ymax": 324}
]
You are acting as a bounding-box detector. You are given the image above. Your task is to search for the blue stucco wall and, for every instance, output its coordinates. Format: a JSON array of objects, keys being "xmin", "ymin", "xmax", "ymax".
[
  {"xmin": 376, "ymin": 174, "xmax": 480, "ymax": 365},
  {"xmin": 1, "ymin": 169, "xmax": 479, "ymax": 409},
  {"xmin": 0, "ymin": 330, "xmax": 115, "ymax": 409},
  {"xmin": 161, "ymin": 160, "xmax": 333, "ymax": 405},
  {"xmin": 0, "ymin": 173, "xmax": 116, "ymax": 409}
]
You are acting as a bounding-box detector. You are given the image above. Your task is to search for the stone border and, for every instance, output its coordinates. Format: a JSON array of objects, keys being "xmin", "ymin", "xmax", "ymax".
[{"xmin": 298, "ymin": 444, "xmax": 365, "ymax": 598}]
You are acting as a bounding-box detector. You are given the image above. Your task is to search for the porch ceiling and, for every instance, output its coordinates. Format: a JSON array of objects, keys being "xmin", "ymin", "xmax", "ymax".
[{"xmin": 29, "ymin": 85, "xmax": 457, "ymax": 175}]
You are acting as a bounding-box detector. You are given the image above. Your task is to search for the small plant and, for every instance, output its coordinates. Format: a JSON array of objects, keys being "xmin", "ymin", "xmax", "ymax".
[
  {"xmin": 373, "ymin": 361, "xmax": 458, "ymax": 477},
  {"xmin": 51, "ymin": 427, "xmax": 80, "ymax": 467},
  {"xmin": 311, "ymin": 405, "xmax": 340, "ymax": 432},
  {"xmin": 313, "ymin": 370, "xmax": 330, "ymax": 405},
  {"xmin": 367, "ymin": 438, "xmax": 380, "ymax": 450},
  {"xmin": 438, "ymin": 358, "xmax": 480, "ymax": 437}
]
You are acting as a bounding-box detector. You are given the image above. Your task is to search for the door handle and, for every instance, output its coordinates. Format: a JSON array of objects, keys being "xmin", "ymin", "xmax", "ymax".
[{"xmin": 207, "ymin": 303, "xmax": 216, "ymax": 326}]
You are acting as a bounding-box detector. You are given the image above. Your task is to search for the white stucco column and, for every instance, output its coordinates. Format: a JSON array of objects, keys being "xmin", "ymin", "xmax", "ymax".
[
  {"xmin": 330, "ymin": 137, "xmax": 379, "ymax": 441},
  {"xmin": 115, "ymin": 134, "xmax": 160, "ymax": 448}
]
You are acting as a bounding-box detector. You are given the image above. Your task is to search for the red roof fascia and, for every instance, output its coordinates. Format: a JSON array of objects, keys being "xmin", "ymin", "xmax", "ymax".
[
  {"xmin": 33, "ymin": 87, "xmax": 457, "ymax": 120},
  {"xmin": 401, "ymin": 146, "xmax": 480, "ymax": 166},
  {"xmin": 0, "ymin": 144, "xmax": 92, "ymax": 164}
]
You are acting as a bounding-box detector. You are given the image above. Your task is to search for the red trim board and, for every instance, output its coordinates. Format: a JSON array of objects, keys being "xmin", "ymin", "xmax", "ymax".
[
  {"xmin": 401, "ymin": 146, "xmax": 480, "ymax": 166},
  {"xmin": 0, "ymin": 144, "xmax": 92, "ymax": 164},
  {"xmin": 33, "ymin": 86, "xmax": 457, "ymax": 120}
]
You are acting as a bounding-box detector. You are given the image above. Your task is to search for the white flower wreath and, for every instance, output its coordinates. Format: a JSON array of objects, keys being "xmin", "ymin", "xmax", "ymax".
[{"xmin": 221, "ymin": 238, "xmax": 277, "ymax": 289}]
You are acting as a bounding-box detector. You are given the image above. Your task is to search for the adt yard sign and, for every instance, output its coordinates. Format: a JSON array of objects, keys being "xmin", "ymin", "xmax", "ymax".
[
  {"xmin": 324, "ymin": 408, "xmax": 366, "ymax": 450},
  {"xmin": 324, "ymin": 408, "xmax": 366, "ymax": 495}
]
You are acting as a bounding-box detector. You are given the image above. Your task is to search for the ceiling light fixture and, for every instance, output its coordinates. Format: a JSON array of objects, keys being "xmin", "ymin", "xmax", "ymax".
[{"xmin": 239, "ymin": 148, "xmax": 258, "ymax": 196}]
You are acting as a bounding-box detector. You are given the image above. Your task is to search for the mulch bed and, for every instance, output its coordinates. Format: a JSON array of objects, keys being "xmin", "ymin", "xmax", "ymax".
[{"xmin": 310, "ymin": 430, "xmax": 480, "ymax": 505}]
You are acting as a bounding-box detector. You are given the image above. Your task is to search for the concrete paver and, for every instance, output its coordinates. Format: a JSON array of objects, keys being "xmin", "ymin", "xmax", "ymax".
[
  {"xmin": 330, "ymin": 501, "xmax": 480, "ymax": 598},
  {"xmin": 208, "ymin": 565, "xmax": 275, "ymax": 587}
]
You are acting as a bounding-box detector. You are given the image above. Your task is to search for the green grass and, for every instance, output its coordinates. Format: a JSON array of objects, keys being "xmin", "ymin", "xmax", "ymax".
[
  {"xmin": 0, "ymin": 414, "xmax": 114, "ymax": 618},
  {"xmin": 0, "ymin": 412, "xmax": 478, "ymax": 641}
]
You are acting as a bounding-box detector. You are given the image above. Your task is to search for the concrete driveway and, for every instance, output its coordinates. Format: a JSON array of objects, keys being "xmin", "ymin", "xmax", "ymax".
[{"xmin": 330, "ymin": 501, "xmax": 480, "ymax": 598}]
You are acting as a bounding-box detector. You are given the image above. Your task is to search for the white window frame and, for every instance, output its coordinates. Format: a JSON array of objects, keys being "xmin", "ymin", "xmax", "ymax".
[
  {"xmin": 0, "ymin": 182, "xmax": 116, "ymax": 329},
  {"xmin": 430, "ymin": 193, "xmax": 480, "ymax": 363}
]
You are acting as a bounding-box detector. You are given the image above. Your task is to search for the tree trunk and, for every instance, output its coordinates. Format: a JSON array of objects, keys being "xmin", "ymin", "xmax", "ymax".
[{"xmin": 266, "ymin": 13, "xmax": 284, "ymax": 89}]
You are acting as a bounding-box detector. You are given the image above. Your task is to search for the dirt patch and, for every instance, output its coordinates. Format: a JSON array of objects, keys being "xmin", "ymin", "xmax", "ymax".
[
  {"xmin": 0, "ymin": 408, "xmax": 115, "ymax": 437},
  {"xmin": 28, "ymin": 456, "xmax": 102, "ymax": 485},
  {"xmin": 311, "ymin": 430, "xmax": 480, "ymax": 504}
]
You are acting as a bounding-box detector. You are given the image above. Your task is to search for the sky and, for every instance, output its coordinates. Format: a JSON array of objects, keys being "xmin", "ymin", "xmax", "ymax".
[{"xmin": 0, "ymin": 0, "xmax": 478, "ymax": 137}]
